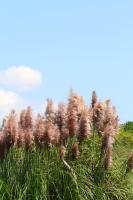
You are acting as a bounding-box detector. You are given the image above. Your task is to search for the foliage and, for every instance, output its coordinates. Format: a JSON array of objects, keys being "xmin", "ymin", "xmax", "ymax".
[
  {"xmin": 121, "ymin": 121, "xmax": 133, "ymax": 132},
  {"xmin": 0, "ymin": 135, "xmax": 132, "ymax": 200},
  {"xmin": 0, "ymin": 91, "xmax": 132, "ymax": 199}
]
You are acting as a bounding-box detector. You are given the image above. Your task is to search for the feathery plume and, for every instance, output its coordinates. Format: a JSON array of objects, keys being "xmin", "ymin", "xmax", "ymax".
[
  {"xmin": 24, "ymin": 107, "xmax": 34, "ymax": 150},
  {"xmin": 72, "ymin": 142, "xmax": 79, "ymax": 159},
  {"xmin": 44, "ymin": 99, "xmax": 60, "ymax": 146},
  {"xmin": 45, "ymin": 99, "xmax": 55, "ymax": 123},
  {"xmin": 97, "ymin": 100, "xmax": 119, "ymax": 171},
  {"xmin": 0, "ymin": 133, "xmax": 6, "ymax": 160},
  {"xmin": 56, "ymin": 102, "xmax": 69, "ymax": 145},
  {"xmin": 127, "ymin": 153, "xmax": 133, "ymax": 171},
  {"xmin": 24, "ymin": 129, "xmax": 33, "ymax": 151},
  {"xmin": 56, "ymin": 102, "xmax": 67, "ymax": 131},
  {"xmin": 67, "ymin": 91, "xmax": 80, "ymax": 137},
  {"xmin": 93, "ymin": 100, "xmax": 119, "ymax": 138},
  {"xmin": 92, "ymin": 102, "xmax": 105, "ymax": 135},
  {"xmin": 92, "ymin": 91, "xmax": 97, "ymax": 108},
  {"xmin": 78, "ymin": 107, "xmax": 91, "ymax": 142},
  {"xmin": 3, "ymin": 110, "xmax": 18, "ymax": 151},
  {"xmin": 17, "ymin": 129, "xmax": 24, "ymax": 148},
  {"xmin": 101, "ymin": 133, "xmax": 114, "ymax": 151},
  {"xmin": 18, "ymin": 107, "xmax": 34, "ymax": 150},
  {"xmin": 47, "ymin": 125, "xmax": 60, "ymax": 146},
  {"xmin": 60, "ymin": 145, "xmax": 66, "ymax": 160},
  {"xmin": 34, "ymin": 114, "xmax": 45, "ymax": 148},
  {"xmin": 61, "ymin": 127, "xmax": 69, "ymax": 146},
  {"xmin": 19, "ymin": 109, "xmax": 27, "ymax": 130},
  {"xmin": 24, "ymin": 106, "xmax": 34, "ymax": 130}
]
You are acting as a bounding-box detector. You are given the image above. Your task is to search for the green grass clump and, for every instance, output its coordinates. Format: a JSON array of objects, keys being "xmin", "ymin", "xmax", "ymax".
[{"xmin": 0, "ymin": 132, "xmax": 132, "ymax": 200}]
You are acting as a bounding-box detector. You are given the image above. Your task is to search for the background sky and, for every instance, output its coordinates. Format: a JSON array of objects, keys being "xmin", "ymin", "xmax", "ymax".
[{"xmin": 0, "ymin": 0, "xmax": 132, "ymax": 122}]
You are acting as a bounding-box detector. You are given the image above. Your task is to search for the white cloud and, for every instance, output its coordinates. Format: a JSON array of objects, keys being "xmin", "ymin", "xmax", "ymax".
[
  {"xmin": 0, "ymin": 89, "xmax": 20, "ymax": 108},
  {"xmin": 0, "ymin": 89, "xmax": 24, "ymax": 122},
  {"xmin": 0, "ymin": 66, "xmax": 43, "ymax": 90}
]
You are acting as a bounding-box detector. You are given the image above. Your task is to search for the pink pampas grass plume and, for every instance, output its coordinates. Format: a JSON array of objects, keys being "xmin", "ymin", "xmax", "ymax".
[
  {"xmin": 72, "ymin": 142, "xmax": 79, "ymax": 159},
  {"xmin": 67, "ymin": 91, "xmax": 80, "ymax": 137},
  {"xmin": 3, "ymin": 110, "xmax": 18, "ymax": 150},
  {"xmin": 78, "ymin": 107, "xmax": 91, "ymax": 142},
  {"xmin": 34, "ymin": 114, "xmax": 45, "ymax": 148},
  {"xmin": 47, "ymin": 126, "xmax": 60, "ymax": 146},
  {"xmin": 24, "ymin": 129, "xmax": 33, "ymax": 151},
  {"xmin": 92, "ymin": 99, "xmax": 119, "ymax": 139},
  {"xmin": 24, "ymin": 107, "xmax": 34, "ymax": 150},
  {"xmin": 92, "ymin": 91, "xmax": 97, "ymax": 108},
  {"xmin": 127, "ymin": 153, "xmax": 133, "ymax": 171},
  {"xmin": 60, "ymin": 145, "xmax": 66, "ymax": 160},
  {"xmin": 18, "ymin": 107, "xmax": 34, "ymax": 150},
  {"xmin": 19, "ymin": 109, "xmax": 27, "ymax": 130},
  {"xmin": 44, "ymin": 98, "xmax": 61, "ymax": 146},
  {"xmin": 17, "ymin": 129, "xmax": 24, "ymax": 148},
  {"xmin": 45, "ymin": 99, "xmax": 55, "ymax": 123},
  {"xmin": 24, "ymin": 106, "xmax": 34, "ymax": 130},
  {"xmin": 61, "ymin": 127, "xmax": 69, "ymax": 146},
  {"xmin": 0, "ymin": 133, "xmax": 6, "ymax": 160},
  {"xmin": 56, "ymin": 102, "xmax": 67, "ymax": 132}
]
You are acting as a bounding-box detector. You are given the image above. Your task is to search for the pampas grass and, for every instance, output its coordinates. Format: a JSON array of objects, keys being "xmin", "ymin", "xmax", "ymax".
[{"xmin": 0, "ymin": 90, "xmax": 132, "ymax": 200}]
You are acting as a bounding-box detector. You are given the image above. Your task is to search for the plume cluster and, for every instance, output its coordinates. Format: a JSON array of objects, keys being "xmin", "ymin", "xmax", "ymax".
[
  {"xmin": 0, "ymin": 90, "xmax": 119, "ymax": 170},
  {"xmin": 92, "ymin": 94, "xmax": 119, "ymax": 170}
]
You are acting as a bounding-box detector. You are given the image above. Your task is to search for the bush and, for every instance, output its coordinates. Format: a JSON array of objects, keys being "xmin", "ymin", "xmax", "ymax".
[{"xmin": 122, "ymin": 121, "xmax": 133, "ymax": 132}]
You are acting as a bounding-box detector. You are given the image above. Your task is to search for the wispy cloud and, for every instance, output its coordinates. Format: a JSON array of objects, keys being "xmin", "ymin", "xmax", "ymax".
[
  {"xmin": 0, "ymin": 89, "xmax": 22, "ymax": 120},
  {"xmin": 0, "ymin": 89, "xmax": 20, "ymax": 108},
  {"xmin": 0, "ymin": 66, "xmax": 44, "ymax": 121},
  {"xmin": 0, "ymin": 89, "xmax": 22, "ymax": 122},
  {"xmin": 0, "ymin": 66, "xmax": 43, "ymax": 91}
]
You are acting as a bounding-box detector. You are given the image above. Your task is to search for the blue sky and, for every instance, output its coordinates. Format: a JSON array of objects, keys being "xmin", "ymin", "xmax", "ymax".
[{"xmin": 0, "ymin": 0, "xmax": 132, "ymax": 122}]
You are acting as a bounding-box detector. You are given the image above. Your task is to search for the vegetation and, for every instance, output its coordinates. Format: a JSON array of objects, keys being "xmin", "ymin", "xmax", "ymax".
[
  {"xmin": 0, "ymin": 90, "xmax": 132, "ymax": 200},
  {"xmin": 121, "ymin": 121, "xmax": 133, "ymax": 132}
]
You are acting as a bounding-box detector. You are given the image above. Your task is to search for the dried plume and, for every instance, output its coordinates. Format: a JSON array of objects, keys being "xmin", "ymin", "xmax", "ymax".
[
  {"xmin": 45, "ymin": 99, "xmax": 55, "ymax": 123},
  {"xmin": 34, "ymin": 114, "xmax": 45, "ymax": 148},
  {"xmin": 56, "ymin": 102, "xmax": 67, "ymax": 131},
  {"xmin": 19, "ymin": 109, "xmax": 27, "ymax": 129},
  {"xmin": 127, "ymin": 153, "xmax": 133, "ymax": 172},
  {"xmin": 3, "ymin": 110, "xmax": 18, "ymax": 151},
  {"xmin": 60, "ymin": 145, "xmax": 66, "ymax": 160},
  {"xmin": 61, "ymin": 127, "xmax": 69, "ymax": 146},
  {"xmin": 93, "ymin": 100, "xmax": 119, "ymax": 138},
  {"xmin": 72, "ymin": 142, "xmax": 80, "ymax": 159},
  {"xmin": 92, "ymin": 90, "xmax": 97, "ymax": 108},
  {"xmin": 0, "ymin": 133, "xmax": 6, "ymax": 160},
  {"xmin": 78, "ymin": 107, "xmax": 91, "ymax": 142},
  {"xmin": 56, "ymin": 102, "xmax": 68, "ymax": 145},
  {"xmin": 18, "ymin": 107, "xmax": 34, "ymax": 150},
  {"xmin": 24, "ymin": 107, "xmax": 34, "ymax": 150},
  {"xmin": 17, "ymin": 109, "xmax": 26, "ymax": 147},
  {"xmin": 67, "ymin": 90, "xmax": 83, "ymax": 137},
  {"xmin": 92, "ymin": 97, "xmax": 119, "ymax": 171},
  {"xmin": 44, "ymin": 99, "xmax": 60, "ymax": 146}
]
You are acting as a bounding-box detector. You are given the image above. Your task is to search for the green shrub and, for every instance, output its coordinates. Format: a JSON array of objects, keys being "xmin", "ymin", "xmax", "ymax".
[{"xmin": 122, "ymin": 121, "xmax": 133, "ymax": 132}]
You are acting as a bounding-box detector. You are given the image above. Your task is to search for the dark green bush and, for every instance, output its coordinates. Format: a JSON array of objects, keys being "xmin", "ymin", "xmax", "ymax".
[{"xmin": 122, "ymin": 121, "xmax": 133, "ymax": 132}]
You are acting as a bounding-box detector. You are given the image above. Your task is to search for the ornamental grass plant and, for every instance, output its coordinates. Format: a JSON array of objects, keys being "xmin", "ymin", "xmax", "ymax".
[{"xmin": 0, "ymin": 91, "xmax": 132, "ymax": 200}]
